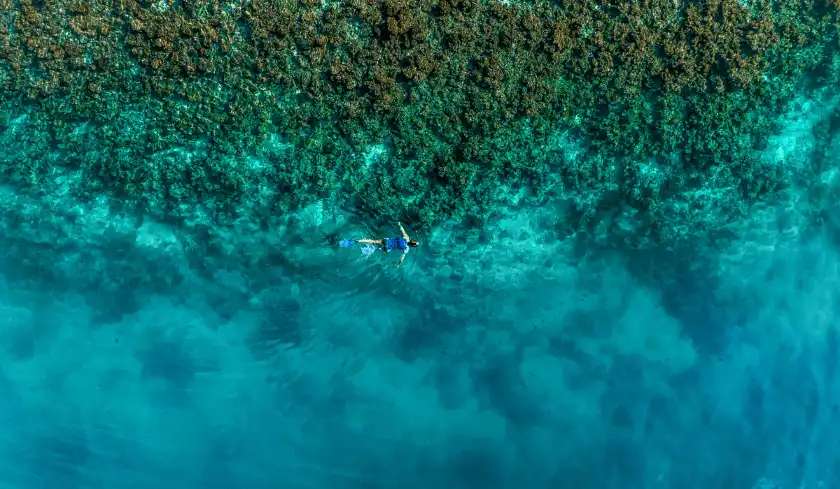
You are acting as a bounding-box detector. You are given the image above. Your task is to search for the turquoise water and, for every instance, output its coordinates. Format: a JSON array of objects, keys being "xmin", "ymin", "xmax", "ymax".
[
  {"xmin": 1, "ymin": 28, "xmax": 840, "ymax": 489},
  {"xmin": 1, "ymin": 91, "xmax": 839, "ymax": 489}
]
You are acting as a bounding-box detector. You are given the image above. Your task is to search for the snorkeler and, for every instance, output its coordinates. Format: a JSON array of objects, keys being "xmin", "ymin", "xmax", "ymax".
[{"xmin": 340, "ymin": 222, "xmax": 419, "ymax": 267}]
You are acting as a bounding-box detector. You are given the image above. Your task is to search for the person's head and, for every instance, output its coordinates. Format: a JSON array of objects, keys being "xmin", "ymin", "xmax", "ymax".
[{"xmin": 408, "ymin": 240, "xmax": 419, "ymax": 248}]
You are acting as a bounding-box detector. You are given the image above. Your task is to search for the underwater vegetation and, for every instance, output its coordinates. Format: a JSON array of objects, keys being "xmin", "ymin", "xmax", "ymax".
[
  {"xmin": 0, "ymin": 0, "xmax": 838, "ymax": 246},
  {"xmin": 2, "ymin": 5, "xmax": 840, "ymax": 486}
]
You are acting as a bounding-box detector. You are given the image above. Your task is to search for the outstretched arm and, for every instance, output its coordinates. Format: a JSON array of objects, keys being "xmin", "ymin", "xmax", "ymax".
[
  {"xmin": 398, "ymin": 248, "xmax": 409, "ymax": 267},
  {"xmin": 398, "ymin": 222, "xmax": 409, "ymax": 240}
]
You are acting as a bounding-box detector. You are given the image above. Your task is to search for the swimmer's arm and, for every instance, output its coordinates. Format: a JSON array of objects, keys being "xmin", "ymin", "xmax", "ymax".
[
  {"xmin": 397, "ymin": 248, "xmax": 409, "ymax": 267},
  {"xmin": 398, "ymin": 222, "xmax": 409, "ymax": 240}
]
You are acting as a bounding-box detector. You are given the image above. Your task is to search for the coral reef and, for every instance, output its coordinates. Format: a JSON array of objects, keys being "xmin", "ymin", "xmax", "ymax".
[{"xmin": 0, "ymin": 0, "xmax": 838, "ymax": 246}]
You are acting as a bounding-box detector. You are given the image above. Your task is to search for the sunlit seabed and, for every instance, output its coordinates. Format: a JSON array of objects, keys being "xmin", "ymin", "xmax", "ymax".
[{"xmin": 0, "ymin": 92, "xmax": 839, "ymax": 489}]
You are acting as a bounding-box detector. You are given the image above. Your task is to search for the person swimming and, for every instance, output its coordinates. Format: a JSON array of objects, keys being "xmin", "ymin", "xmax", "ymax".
[{"xmin": 341, "ymin": 222, "xmax": 419, "ymax": 267}]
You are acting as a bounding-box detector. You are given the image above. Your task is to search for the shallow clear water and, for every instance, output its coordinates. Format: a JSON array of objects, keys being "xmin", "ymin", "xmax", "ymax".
[{"xmin": 1, "ymin": 81, "xmax": 840, "ymax": 489}]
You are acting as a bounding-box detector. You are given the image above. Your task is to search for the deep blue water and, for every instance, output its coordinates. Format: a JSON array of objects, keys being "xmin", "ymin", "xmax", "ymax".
[{"xmin": 0, "ymin": 93, "xmax": 839, "ymax": 489}]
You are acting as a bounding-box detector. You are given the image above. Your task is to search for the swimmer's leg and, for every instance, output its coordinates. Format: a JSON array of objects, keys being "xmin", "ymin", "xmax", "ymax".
[{"xmin": 357, "ymin": 239, "xmax": 383, "ymax": 245}]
